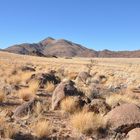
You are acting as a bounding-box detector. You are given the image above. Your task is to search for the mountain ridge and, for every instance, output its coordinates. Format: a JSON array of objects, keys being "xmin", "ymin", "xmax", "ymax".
[{"xmin": 3, "ymin": 37, "xmax": 140, "ymax": 58}]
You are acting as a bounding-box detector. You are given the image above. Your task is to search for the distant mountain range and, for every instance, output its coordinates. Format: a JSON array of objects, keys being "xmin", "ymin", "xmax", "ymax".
[{"xmin": 2, "ymin": 37, "xmax": 140, "ymax": 57}]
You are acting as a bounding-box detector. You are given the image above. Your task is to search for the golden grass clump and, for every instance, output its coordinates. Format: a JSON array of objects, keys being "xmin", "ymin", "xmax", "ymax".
[
  {"xmin": 106, "ymin": 93, "xmax": 140, "ymax": 107},
  {"xmin": 33, "ymin": 120, "xmax": 52, "ymax": 138},
  {"xmin": 20, "ymin": 72, "xmax": 32, "ymax": 82},
  {"xmin": 19, "ymin": 88, "xmax": 35, "ymax": 101},
  {"xmin": 3, "ymin": 124, "xmax": 17, "ymax": 139},
  {"xmin": 0, "ymin": 90, "xmax": 6, "ymax": 102},
  {"xmin": 70, "ymin": 111, "xmax": 103, "ymax": 134},
  {"xmin": 0, "ymin": 117, "xmax": 18, "ymax": 138},
  {"xmin": 45, "ymin": 82, "xmax": 55, "ymax": 93},
  {"xmin": 19, "ymin": 81, "xmax": 39, "ymax": 101},
  {"xmin": 8, "ymin": 75, "xmax": 21, "ymax": 85},
  {"xmin": 29, "ymin": 80, "xmax": 39, "ymax": 93},
  {"xmin": 60, "ymin": 97, "xmax": 80, "ymax": 114}
]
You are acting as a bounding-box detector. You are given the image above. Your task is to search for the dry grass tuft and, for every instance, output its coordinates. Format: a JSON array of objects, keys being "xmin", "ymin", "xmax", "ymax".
[
  {"xmin": 20, "ymin": 72, "xmax": 32, "ymax": 82},
  {"xmin": 29, "ymin": 80, "xmax": 39, "ymax": 93},
  {"xmin": 60, "ymin": 97, "xmax": 80, "ymax": 114},
  {"xmin": 8, "ymin": 75, "xmax": 21, "ymax": 85},
  {"xmin": 19, "ymin": 81, "xmax": 39, "ymax": 101},
  {"xmin": 33, "ymin": 120, "xmax": 52, "ymax": 138},
  {"xmin": 0, "ymin": 90, "xmax": 6, "ymax": 102},
  {"xmin": 0, "ymin": 117, "xmax": 18, "ymax": 138},
  {"xmin": 3, "ymin": 124, "xmax": 17, "ymax": 138},
  {"xmin": 19, "ymin": 88, "xmax": 35, "ymax": 101},
  {"xmin": 70, "ymin": 111, "xmax": 103, "ymax": 134},
  {"xmin": 45, "ymin": 82, "xmax": 55, "ymax": 93}
]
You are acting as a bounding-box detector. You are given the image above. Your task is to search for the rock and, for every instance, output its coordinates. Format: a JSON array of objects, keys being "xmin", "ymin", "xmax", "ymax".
[
  {"xmin": 127, "ymin": 128, "xmax": 140, "ymax": 140},
  {"xmin": 84, "ymin": 99, "xmax": 111, "ymax": 115},
  {"xmin": 105, "ymin": 103, "xmax": 140, "ymax": 133},
  {"xmin": 52, "ymin": 80, "xmax": 78, "ymax": 110},
  {"xmin": 21, "ymin": 66, "xmax": 35, "ymax": 72},
  {"xmin": 86, "ymin": 83, "xmax": 100, "ymax": 100},
  {"xmin": 26, "ymin": 73, "xmax": 60, "ymax": 88},
  {"xmin": 76, "ymin": 71, "xmax": 91, "ymax": 84},
  {"xmin": 12, "ymin": 98, "xmax": 36, "ymax": 119}
]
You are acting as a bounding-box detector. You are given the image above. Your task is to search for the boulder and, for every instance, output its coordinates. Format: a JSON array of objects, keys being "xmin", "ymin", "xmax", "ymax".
[
  {"xmin": 105, "ymin": 103, "xmax": 140, "ymax": 133},
  {"xmin": 12, "ymin": 98, "xmax": 36, "ymax": 119},
  {"xmin": 52, "ymin": 80, "xmax": 78, "ymax": 110},
  {"xmin": 26, "ymin": 73, "xmax": 60, "ymax": 88},
  {"xmin": 127, "ymin": 128, "xmax": 140, "ymax": 140}
]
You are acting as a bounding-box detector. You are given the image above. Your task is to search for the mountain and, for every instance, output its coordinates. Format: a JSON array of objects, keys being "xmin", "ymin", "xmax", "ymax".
[
  {"xmin": 4, "ymin": 37, "xmax": 98, "ymax": 57},
  {"xmin": 3, "ymin": 37, "xmax": 140, "ymax": 57}
]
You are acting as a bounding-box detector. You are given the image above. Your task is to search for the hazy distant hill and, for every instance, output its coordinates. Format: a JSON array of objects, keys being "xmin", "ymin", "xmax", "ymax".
[{"xmin": 4, "ymin": 37, "xmax": 140, "ymax": 57}]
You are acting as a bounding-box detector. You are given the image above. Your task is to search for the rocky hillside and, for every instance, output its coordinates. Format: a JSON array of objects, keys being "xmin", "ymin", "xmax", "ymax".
[{"xmin": 4, "ymin": 37, "xmax": 140, "ymax": 57}]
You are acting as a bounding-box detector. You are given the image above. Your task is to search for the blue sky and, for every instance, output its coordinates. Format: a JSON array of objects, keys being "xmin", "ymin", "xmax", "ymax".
[{"xmin": 0, "ymin": 0, "xmax": 140, "ymax": 50}]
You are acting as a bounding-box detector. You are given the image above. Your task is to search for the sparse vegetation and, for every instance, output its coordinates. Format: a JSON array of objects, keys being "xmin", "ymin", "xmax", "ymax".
[{"xmin": 0, "ymin": 51, "xmax": 140, "ymax": 139}]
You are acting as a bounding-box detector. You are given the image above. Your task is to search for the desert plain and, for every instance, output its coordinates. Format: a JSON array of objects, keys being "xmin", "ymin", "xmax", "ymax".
[{"xmin": 0, "ymin": 51, "xmax": 140, "ymax": 140}]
